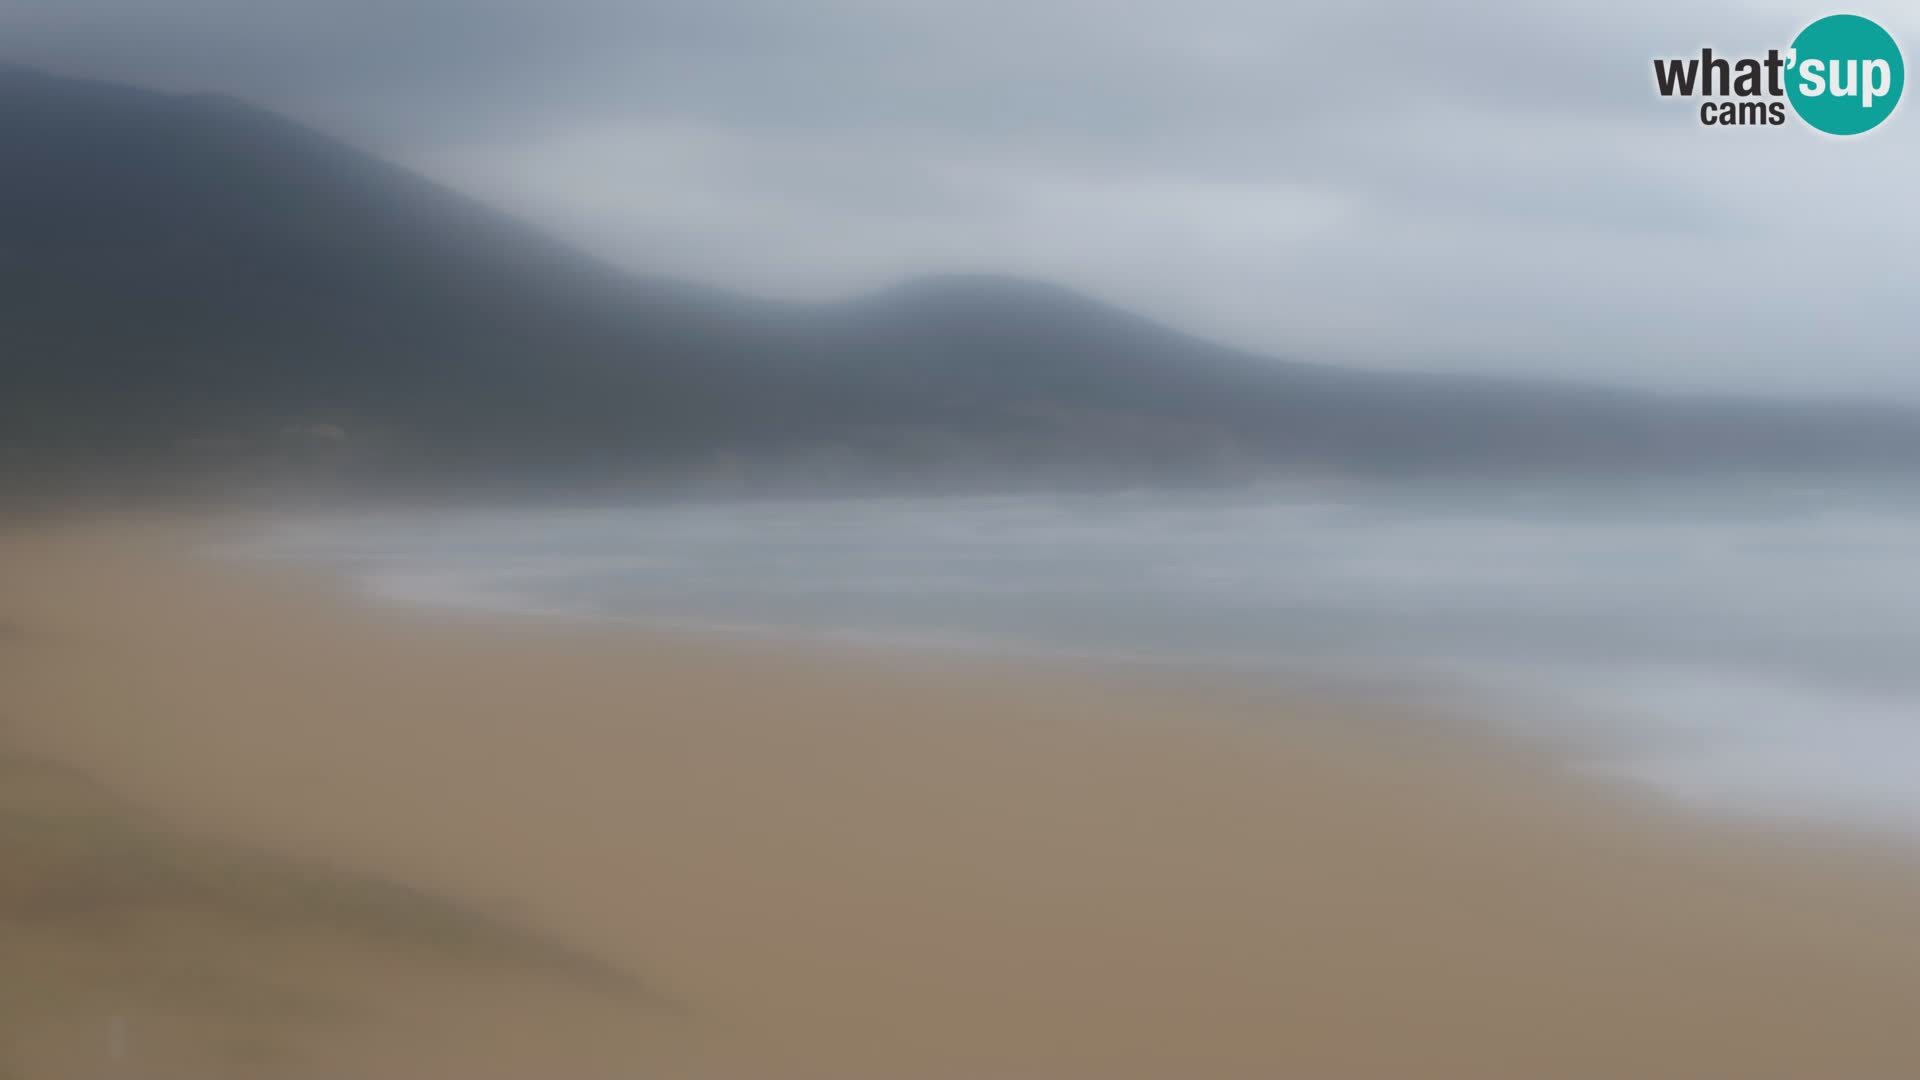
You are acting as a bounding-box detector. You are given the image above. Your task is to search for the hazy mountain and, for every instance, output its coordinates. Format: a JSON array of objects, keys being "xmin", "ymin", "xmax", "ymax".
[{"xmin": 5, "ymin": 64, "xmax": 1918, "ymax": 496}]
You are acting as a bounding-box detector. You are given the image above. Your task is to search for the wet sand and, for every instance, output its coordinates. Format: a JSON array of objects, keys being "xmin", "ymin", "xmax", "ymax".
[{"xmin": 5, "ymin": 514, "xmax": 1920, "ymax": 1077}]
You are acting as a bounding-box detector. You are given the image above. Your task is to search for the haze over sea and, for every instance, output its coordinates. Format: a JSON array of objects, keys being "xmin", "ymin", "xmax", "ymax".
[{"xmin": 249, "ymin": 477, "xmax": 1920, "ymax": 839}]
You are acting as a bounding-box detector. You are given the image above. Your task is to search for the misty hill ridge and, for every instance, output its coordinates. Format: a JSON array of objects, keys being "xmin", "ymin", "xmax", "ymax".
[{"xmin": 4, "ymin": 63, "xmax": 1919, "ymax": 491}]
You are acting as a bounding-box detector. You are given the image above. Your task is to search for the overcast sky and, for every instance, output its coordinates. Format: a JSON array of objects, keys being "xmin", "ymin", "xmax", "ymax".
[{"xmin": 5, "ymin": 0, "xmax": 1916, "ymax": 396}]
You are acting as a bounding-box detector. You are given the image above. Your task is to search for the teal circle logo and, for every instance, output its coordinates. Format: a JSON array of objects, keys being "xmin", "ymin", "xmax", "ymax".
[{"xmin": 1787, "ymin": 14, "xmax": 1904, "ymax": 135}]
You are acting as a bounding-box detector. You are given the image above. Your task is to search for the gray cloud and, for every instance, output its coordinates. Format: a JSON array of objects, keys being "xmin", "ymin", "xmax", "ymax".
[{"xmin": 4, "ymin": 0, "xmax": 1917, "ymax": 395}]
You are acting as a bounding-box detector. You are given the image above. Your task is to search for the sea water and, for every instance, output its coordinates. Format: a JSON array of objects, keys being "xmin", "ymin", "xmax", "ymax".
[{"xmin": 244, "ymin": 477, "xmax": 1920, "ymax": 838}]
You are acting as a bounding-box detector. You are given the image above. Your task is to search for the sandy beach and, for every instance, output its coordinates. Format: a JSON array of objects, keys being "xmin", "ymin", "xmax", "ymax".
[{"xmin": 6, "ymin": 514, "xmax": 1920, "ymax": 1078}]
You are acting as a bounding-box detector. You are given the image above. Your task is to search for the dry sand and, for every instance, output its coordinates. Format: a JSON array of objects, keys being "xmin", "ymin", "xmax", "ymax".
[{"xmin": 5, "ymin": 514, "xmax": 1920, "ymax": 1078}]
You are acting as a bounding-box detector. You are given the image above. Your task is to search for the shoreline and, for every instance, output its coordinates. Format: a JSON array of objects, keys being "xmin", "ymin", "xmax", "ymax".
[
  {"xmin": 241, "ymin": 523, "xmax": 1920, "ymax": 853},
  {"xmin": 8, "ymin": 513, "xmax": 1920, "ymax": 1076}
]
